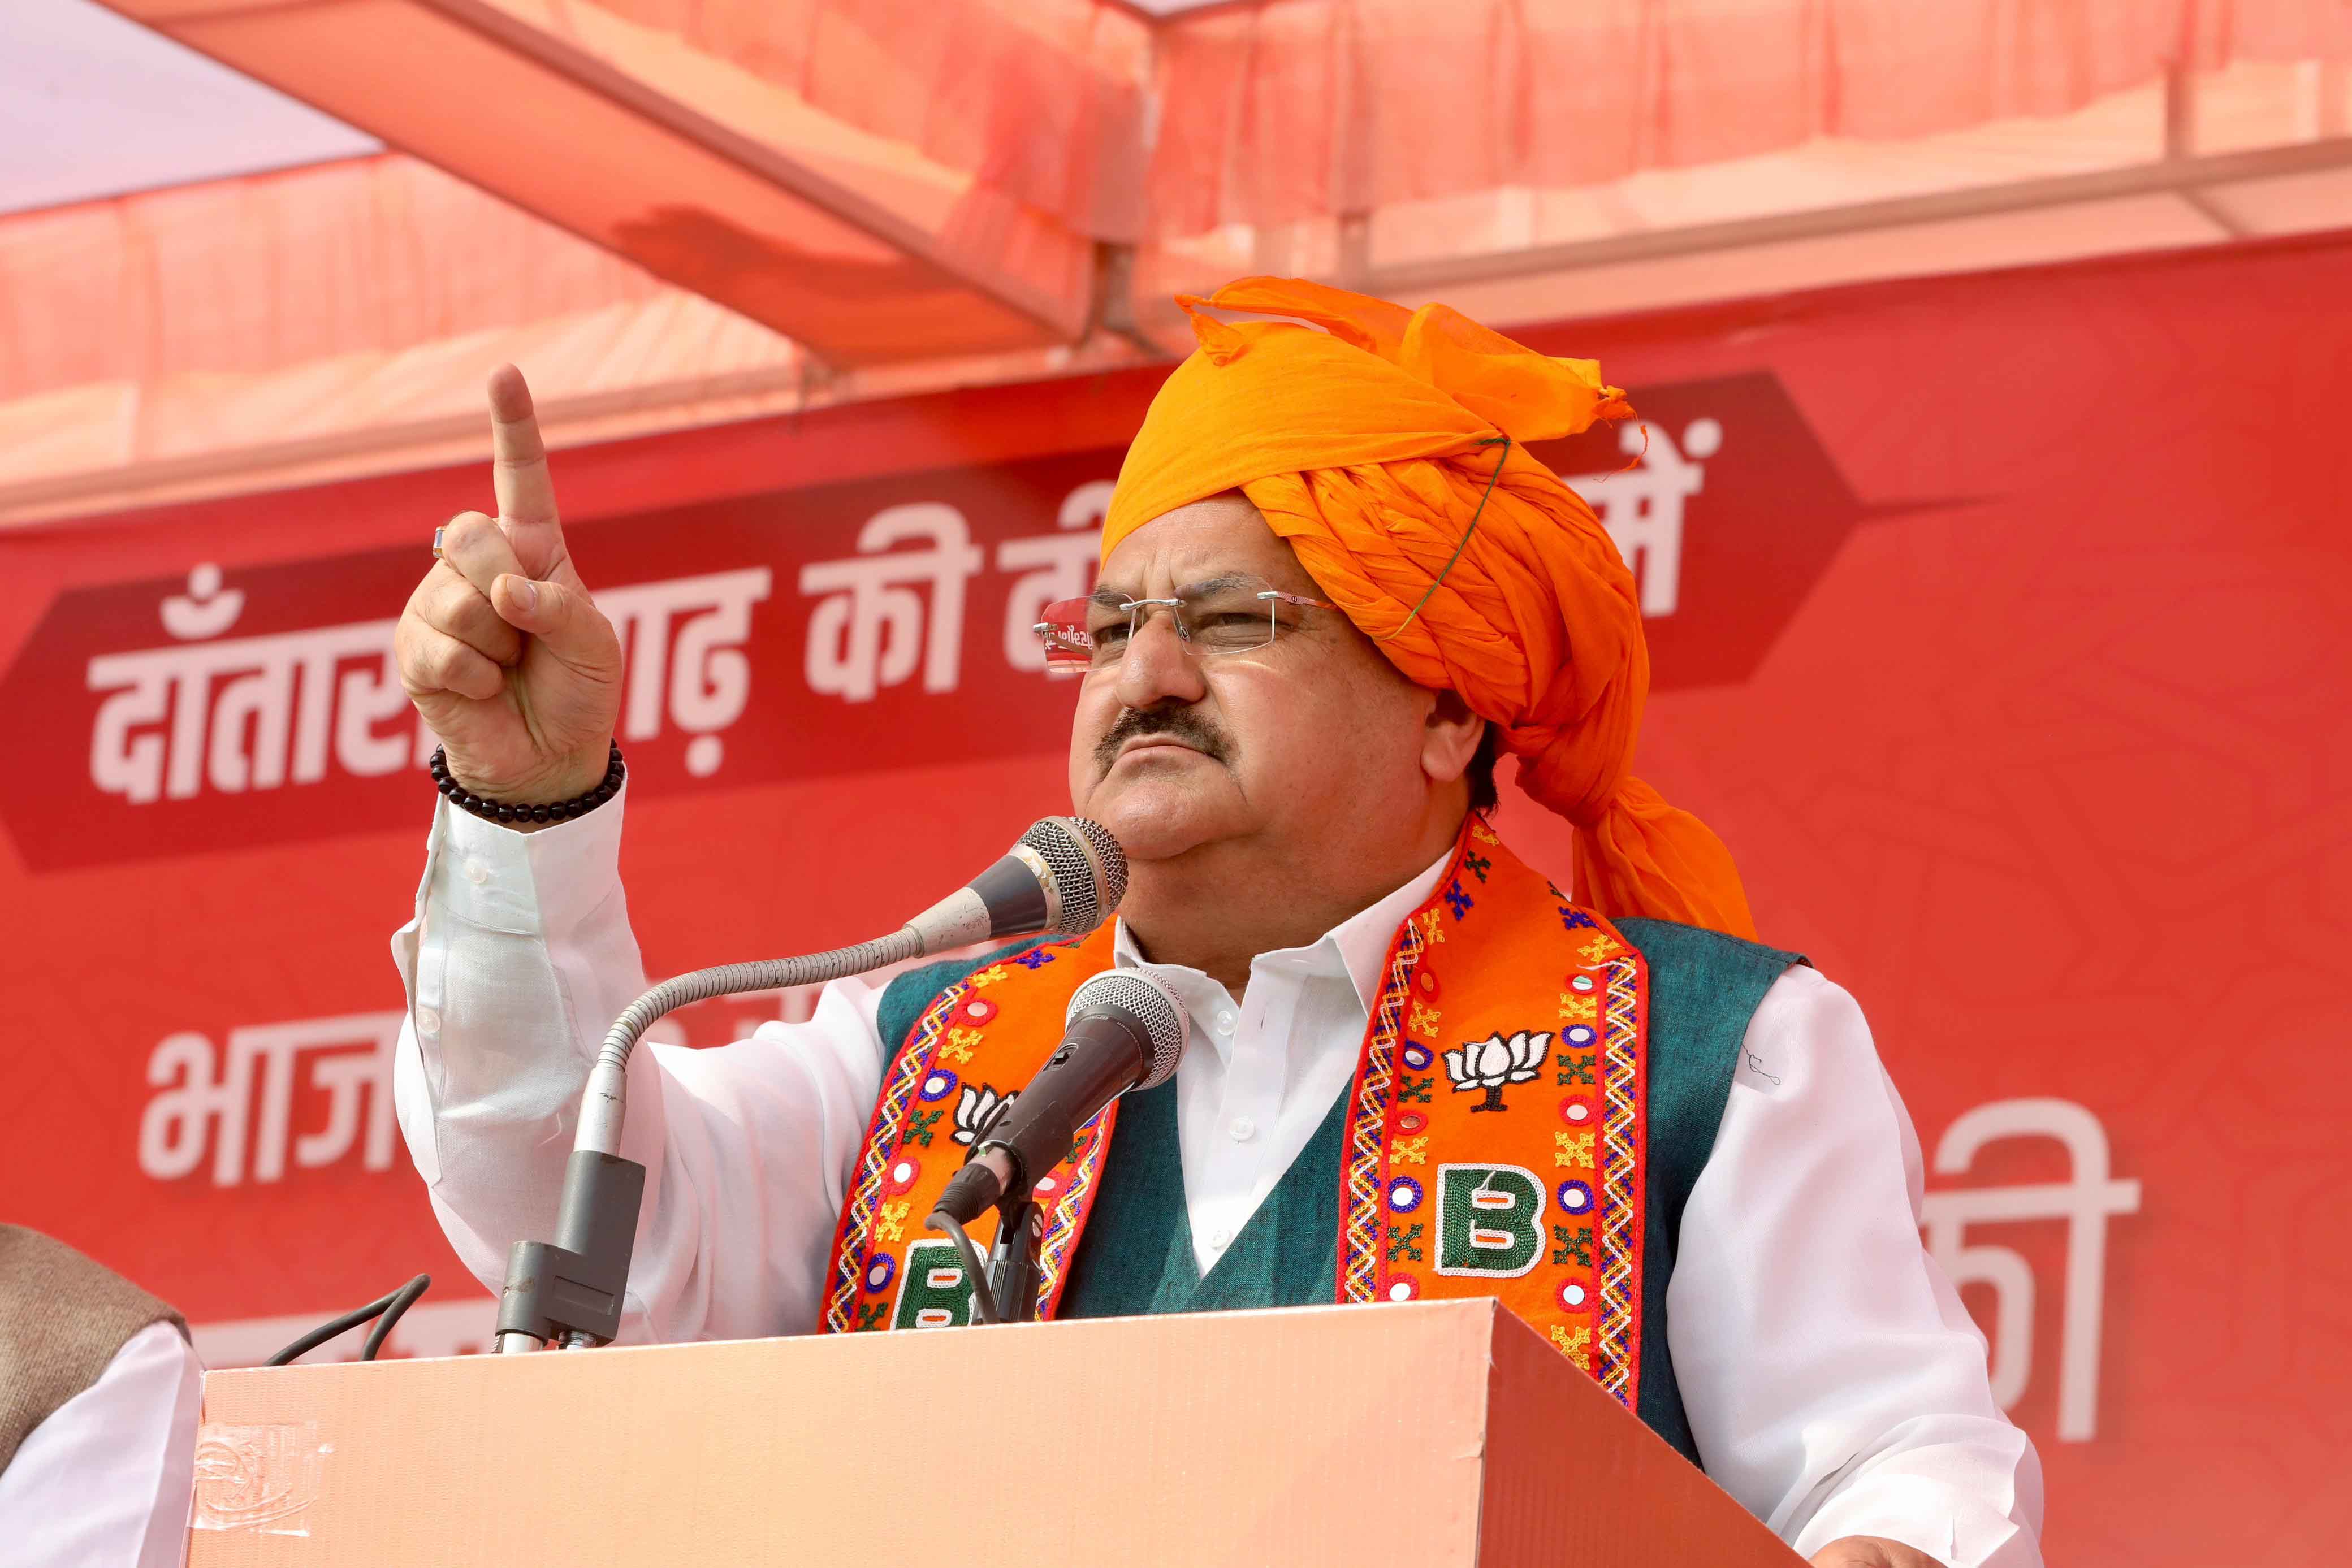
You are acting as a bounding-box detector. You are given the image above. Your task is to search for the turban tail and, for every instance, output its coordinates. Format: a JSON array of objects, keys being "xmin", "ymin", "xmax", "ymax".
[{"xmin": 1104, "ymin": 278, "xmax": 1756, "ymax": 940}]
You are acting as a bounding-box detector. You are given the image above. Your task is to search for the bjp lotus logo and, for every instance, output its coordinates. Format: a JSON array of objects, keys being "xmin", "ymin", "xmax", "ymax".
[
  {"xmin": 1443, "ymin": 1030, "xmax": 1552, "ymax": 1112},
  {"xmin": 953, "ymin": 1084, "xmax": 1015, "ymax": 1145}
]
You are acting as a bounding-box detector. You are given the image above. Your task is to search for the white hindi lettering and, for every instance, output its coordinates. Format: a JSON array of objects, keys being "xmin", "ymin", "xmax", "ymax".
[
  {"xmin": 799, "ymin": 504, "xmax": 984, "ymax": 703},
  {"xmin": 592, "ymin": 568, "xmax": 773, "ymax": 777},
  {"xmin": 139, "ymin": 1013, "xmax": 405, "ymax": 1188},
  {"xmin": 1918, "ymin": 1097, "xmax": 2142, "ymax": 1443},
  {"xmin": 1567, "ymin": 418, "xmax": 1719, "ymax": 617},
  {"xmin": 88, "ymin": 565, "xmax": 772, "ymax": 802},
  {"xmin": 159, "ymin": 563, "xmax": 244, "ymax": 641},
  {"xmin": 88, "ymin": 618, "xmax": 415, "ymax": 803},
  {"xmin": 998, "ymin": 481, "xmax": 1111, "ymax": 673}
]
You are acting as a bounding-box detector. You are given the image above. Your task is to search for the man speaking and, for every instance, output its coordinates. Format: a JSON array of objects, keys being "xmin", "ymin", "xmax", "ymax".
[{"xmin": 391, "ymin": 279, "xmax": 2041, "ymax": 1568}]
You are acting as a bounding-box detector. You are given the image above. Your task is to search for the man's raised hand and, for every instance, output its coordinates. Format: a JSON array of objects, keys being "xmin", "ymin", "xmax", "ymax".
[{"xmin": 395, "ymin": 366, "xmax": 622, "ymax": 813}]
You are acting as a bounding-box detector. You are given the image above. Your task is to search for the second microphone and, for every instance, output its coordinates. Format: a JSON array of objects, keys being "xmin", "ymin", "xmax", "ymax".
[{"xmin": 931, "ymin": 968, "xmax": 1190, "ymax": 1226}]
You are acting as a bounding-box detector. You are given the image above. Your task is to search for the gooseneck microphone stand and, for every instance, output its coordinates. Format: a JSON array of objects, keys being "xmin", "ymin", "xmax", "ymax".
[
  {"xmin": 493, "ymin": 932, "xmax": 929, "ymax": 1353},
  {"xmin": 493, "ymin": 816, "xmax": 1125, "ymax": 1353}
]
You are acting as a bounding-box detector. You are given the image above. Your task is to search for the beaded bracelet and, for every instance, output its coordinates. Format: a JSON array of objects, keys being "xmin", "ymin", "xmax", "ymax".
[{"xmin": 429, "ymin": 740, "xmax": 624, "ymax": 826}]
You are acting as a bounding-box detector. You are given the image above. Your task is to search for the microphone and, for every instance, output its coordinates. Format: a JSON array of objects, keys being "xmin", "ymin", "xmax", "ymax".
[
  {"xmin": 496, "ymin": 816, "xmax": 1128, "ymax": 1354},
  {"xmin": 902, "ymin": 816, "xmax": 1128, "ymax": 956},
  {"xmin": 932, "ymin": 968, "xmax": 1190, "ymax": 1226},
  {"xmin": 573, "ymin": 815, "xmax": 1128, "ymax": 1160}
]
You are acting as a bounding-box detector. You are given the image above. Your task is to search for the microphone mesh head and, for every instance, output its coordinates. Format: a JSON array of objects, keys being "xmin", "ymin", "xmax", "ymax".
[
  {"xmin": 1018, "ymin": 816, "xmax": 1128, "ymax": 935},
  {"xmin": 1066, "ymin": 969, "xmax": 1188, "ymax": 1091}
]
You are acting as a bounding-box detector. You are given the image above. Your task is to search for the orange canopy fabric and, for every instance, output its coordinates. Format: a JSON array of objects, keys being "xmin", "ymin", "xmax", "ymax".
[{"xmin": 1104, "ymin": 277, "xmax": 1756, "ymax": 940}]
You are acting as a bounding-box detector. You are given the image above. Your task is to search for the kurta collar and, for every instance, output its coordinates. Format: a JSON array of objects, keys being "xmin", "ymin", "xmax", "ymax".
[{"xmin": 1110, "ymin": 839, "xmax": 1455, "ymax": 1019}]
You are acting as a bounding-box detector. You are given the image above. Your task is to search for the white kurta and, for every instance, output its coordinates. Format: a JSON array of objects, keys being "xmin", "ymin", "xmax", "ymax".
[
  {"xmin": 0, "ymin": 1320, "xmax": 201, "ymax": 1568},
  {"xmin": 392, "ymin": 786, "xmax": 2044, "ymax": 1567}
]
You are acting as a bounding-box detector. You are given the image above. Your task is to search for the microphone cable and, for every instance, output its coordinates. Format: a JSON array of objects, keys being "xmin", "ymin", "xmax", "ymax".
[
  {"xmin": 266, "ymin": 1272, "xmax": 431, "ymax": 1366},
  {"xmin": 926, "ymin": 1212, "xmax": 1004, "ymax": 1326}
]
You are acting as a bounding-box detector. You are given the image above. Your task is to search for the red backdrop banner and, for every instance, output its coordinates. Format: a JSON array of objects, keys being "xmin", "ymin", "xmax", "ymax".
[{"xmin": 5, "ymin": 233, "xmax": 2349, "ymax": 1564}]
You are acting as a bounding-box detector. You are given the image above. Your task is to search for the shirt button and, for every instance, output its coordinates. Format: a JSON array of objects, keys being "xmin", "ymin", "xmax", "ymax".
[
  {"xmin": 414, "ymin": 1006, "xmax": 442, "ymax": 1036},
  {"xmin": 1214, "ymin": 1011, "xmax": 1235, "ymax": 1035},
  {"xmin": 1229, "ymin": 1116, "xmax": 1256, "ymax": 1142},
  {"xmin": 1208, "ymin": 1227, "xmax": 1233, "ymax": 1251},
  {"xmin": 462, "ymin": 859, "xmax": 491, "ymax": 886}
]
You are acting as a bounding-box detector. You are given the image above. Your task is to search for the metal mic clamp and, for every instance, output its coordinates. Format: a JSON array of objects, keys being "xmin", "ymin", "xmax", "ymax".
[
  {"xmin": 928, "ymin": 1136, "xmax": 1045, "ymax": 1325},
  {"xmin": 984, "ymin": 1190, "xmax": 1045, "ymax": 1326},
  {"xmin": 494, "ymin": 1150, "xmax": 646, "ymax": 1352}
]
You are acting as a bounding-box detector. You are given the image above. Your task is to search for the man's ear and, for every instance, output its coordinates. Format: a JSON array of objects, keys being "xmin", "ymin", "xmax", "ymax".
[{"xmin": 1422, "ymin": 689, "xmax": 1486, "ymax": 787}]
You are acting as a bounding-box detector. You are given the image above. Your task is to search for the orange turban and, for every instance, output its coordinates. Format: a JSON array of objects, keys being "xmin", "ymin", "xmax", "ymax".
[{"xmin": 1104, "ymin": 277, "xmax": 1755, "ymax": 940}]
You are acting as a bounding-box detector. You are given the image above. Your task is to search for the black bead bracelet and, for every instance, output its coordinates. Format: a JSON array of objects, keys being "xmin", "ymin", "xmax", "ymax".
[{"xmin": 429, "ymin": 740, "xmax": 624, "ymax": 826}]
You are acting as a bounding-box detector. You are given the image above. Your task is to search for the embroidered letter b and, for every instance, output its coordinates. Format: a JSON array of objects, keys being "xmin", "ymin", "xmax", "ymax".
[
  {"xmin": 892, "ymin": 1238, "xmax": 977, "ymax": 1329},
  {"xmin": 1435, "ymin": 1164, "xmax": 1544, "ymax": 1279}
]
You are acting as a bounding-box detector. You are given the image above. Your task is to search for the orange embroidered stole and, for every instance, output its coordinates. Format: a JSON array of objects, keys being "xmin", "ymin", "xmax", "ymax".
[{"xmin": 819, "ymin": 816, "xmax": 1652, "ymax": 1405}]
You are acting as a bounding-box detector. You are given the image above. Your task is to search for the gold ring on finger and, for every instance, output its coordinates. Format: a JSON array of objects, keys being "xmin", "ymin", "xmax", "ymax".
[{"xmin": 432, "ymin": 523, "xmax": 447, "ymax": 560}]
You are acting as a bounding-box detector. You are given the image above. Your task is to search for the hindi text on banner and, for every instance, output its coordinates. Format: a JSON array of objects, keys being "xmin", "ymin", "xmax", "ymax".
[
  {"xmin": 139, "ymin": 1012, "xmax": 405, "ymax": 1188},
  {"xmin": 594, "ymin": 566, "xmax": 774, "ymax": 776},
  {"xmin": 998, "ymin": 481, "xmax": 1112, "ymax": 673},
  {"xmin": 89, "ymin": 564, "xmax": 776, "ymax": 803},
  {"xmin": 1921, "ymin": 1096, "xmax": 2141, "ymax": 1443},
  {"xmin": 800, "ymin": 504, "xmax": 984, "ymax": 703},
  {"xmin": 88, "ymin": 564, "xmax": 423, "ymax": 805},
  {"xmin": 1568, "ymin": 418, "xmax": 1717, "ymax": 618}
]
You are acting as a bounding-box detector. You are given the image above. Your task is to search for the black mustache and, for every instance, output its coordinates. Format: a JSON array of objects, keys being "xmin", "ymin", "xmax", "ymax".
[{"xmin": 1094, "ymin": 706, "xmax": 1232, "ymax": 776}]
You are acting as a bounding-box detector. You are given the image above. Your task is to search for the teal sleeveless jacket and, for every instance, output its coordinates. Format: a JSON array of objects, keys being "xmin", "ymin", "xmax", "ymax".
[{"xmin": 875, "ymin": 916, "xmax": 1803, "ymax": 1468}]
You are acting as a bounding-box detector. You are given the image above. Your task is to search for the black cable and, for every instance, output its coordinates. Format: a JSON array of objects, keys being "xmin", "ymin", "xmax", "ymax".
[
  {"xmin": 360, "ymin": 1273, "xmax": 433, "ymax": 1362},
  {"xmin": 266, "ymin": 1274, "xmax": 432, "ymax": 1367},
  {"xmin": 924, "ymin": 1211, "xmax": 1002, "ymax": 1326}
]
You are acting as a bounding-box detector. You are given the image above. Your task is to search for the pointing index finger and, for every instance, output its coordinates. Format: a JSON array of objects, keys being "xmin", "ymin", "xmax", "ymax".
[{"xmin": 487, "ymin": 363, "xmax": 560, "ymax": 530}]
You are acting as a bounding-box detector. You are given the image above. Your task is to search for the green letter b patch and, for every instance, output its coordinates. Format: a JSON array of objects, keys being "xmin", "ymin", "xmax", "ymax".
[
  {"xmin": 892, "ymin": 1238, "xmax": 976, "ymax": 1329},
  {"xmin": 1435, "ymin": 1163, "xmax": 1544, "ymax": 1279}
]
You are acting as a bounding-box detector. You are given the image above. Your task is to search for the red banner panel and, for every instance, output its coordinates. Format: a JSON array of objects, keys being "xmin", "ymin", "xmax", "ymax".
[{"xmin": 5, "ymin": 232, "xmax": 2348, "ymax": 1565}]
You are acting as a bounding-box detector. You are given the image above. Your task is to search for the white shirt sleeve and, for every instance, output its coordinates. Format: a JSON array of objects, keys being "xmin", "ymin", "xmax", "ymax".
[
  {"xmin": 391, "ymin": 785, "xmax": 893, "ymax": 1342},
  {"xmin": 0, "ymin": 1319, "xmax": 202, "ymax": 1568},
  {"xmin": 1667, "ymin": 965, "xmax": 2046, "ymax": 1568}
]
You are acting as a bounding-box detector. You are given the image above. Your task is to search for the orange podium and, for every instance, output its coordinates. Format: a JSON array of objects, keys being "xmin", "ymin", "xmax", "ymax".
[{"xmin": 189, "ymin": 1298, "xmax": 1802, "ymax": 1566}]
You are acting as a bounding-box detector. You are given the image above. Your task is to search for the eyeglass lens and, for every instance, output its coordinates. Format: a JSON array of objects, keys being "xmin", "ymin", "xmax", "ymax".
[{"xmin": 1037, "ymin": 575, "xmax": 1300, "ymax": 673}]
